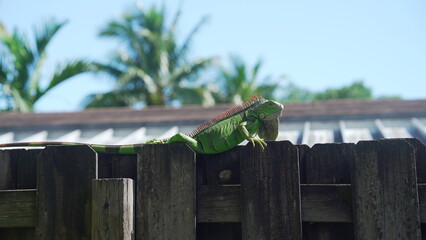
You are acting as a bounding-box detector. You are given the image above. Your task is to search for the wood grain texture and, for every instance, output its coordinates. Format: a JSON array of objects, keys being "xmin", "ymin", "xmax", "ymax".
[
  {"xmin": 352, "ymin": 139, "xmax": 421, "ymax": 240},
  {"xmin": 196, "ymin": 147, "xmax": 243, "ymax": 240},
  {"xmin": 405, "ymin": 138, "xmax": 426, "ymax": 183},
  {"xmin": 0, "ymin": 189, "xmax": 36, "ymax": 228},
  {"xmin": 196, "ymin": 147, "xmax": 241, "ymax": 185},
  {"xmin": 241, "ymin": 141, "xmax": 302, "ymax": 240},
  {"xmin": 92, "ymin": 178, "xmax": 134, "ymax": 240},
  {"xmin": 196, "ymin": 185, "xmax": 240, "ymax": 223},
  {"xmin": 0, "ymin": 228, "xmax": 35, "ymax": 240},
  {"xmin": 7, "ymin": 183, "xmax": 426, "ymax": 227},
  {"xmin": 36, "ymin": 145, "xmax": 97, "ymax": 240},
  {"xmin": 0, "ymin": 149, "xmax": 39, "ymax": 240},
  {"xmin": 301, "ymin": 184, "xmax": 352, "ymax": 222},
  {"xmin": 136, "ymin": 143, "xmax": 196, "ymax": 240},
  {"xmin": 303, "ymin": 143, "xmax": 355, "ymax": 240},
  {"xmin": 0, "ymin": 149, "xmax": 39, "ymax": 190},
  {"xmin": 306, "ymin": 143, "xmax": 355, "ymax": 184}
]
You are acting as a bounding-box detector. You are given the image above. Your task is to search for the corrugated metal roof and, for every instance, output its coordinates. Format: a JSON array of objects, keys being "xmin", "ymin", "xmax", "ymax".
[
  {"xmin": 1, "ymin": 99, "xmax": 425, "ymax": 128},
  {"xmin": 1, "ymin": 99, "xmax": 426, "ymax": 147}
]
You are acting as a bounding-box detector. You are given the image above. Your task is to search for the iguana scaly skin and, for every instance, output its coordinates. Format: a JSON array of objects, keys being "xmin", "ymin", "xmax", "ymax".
[{"xmin": 0, "ymin": 96, "xmax": 283, "ymax": 154}]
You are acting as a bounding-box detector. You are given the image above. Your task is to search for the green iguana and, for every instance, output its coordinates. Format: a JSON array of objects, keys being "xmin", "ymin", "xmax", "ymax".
[{"xmin": 0, "ymin": 96, "xmax": 283, "ymax": 154}]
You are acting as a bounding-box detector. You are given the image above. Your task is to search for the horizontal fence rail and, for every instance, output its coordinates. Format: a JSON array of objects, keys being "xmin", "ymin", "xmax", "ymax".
[{"xmin": 0, "ymin": 138, "xmax": 425, "ymax": 239}]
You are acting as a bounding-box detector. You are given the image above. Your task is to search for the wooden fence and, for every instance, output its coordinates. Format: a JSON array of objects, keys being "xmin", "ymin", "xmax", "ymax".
[{"xmin": 0, "ymin": 138, "xmax": 425, "ymax": 239}]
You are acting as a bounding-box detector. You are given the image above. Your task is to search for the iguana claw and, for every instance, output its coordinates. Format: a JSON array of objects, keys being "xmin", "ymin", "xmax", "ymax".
[{"xmin": 248, "ymin": 137, "xmax": 267, "ymax": 151}]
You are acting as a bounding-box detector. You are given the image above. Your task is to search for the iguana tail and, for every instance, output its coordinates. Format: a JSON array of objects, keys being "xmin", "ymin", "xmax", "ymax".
[{"xmin": 0, "ymin": 142, "xmax": 141, "ymax": 154}]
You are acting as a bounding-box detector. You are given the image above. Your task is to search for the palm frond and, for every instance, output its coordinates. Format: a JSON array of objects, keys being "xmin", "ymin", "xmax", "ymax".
[
  {"xmin": 3, "ymin": 31, "xmax": 34, "ymax": 91},
  {"xmin": 174, "ymin": 86, "xmax": 215, "ymax": 107},
  {"xmin": 91, "ymin": 4, "xmax": 213, "ymax": 108},
  {"xmin": 38, "ymin": 60, "xmax": 92, "ymax": 100},
  {"xmin": 118, "ymin": 66, "xmax": 157, "ymax": 94},
  {"xmin": 82, "ymin": 88, "xmax": 143, "ymax": 108},
  {"xmin": 100, "ymin": 19, "xmax": 145, "ymax": 61},
  {"xmin": 93, "ymin": 62, "xmax": 124, "ymax": 78},
  {"xmin": 170, "ymin": 5, "xmax": 182, "ymax": 35},
  {"xmin": 0, "ymin": 57, "xmax": 8, "ymax": 84},
  {"xmin": 29, "ymin": 52, "xmax": 47, "ymax": 95},
  {"xmin": 251, "ymin": 59, "xmax": 263, "ymax": 84},
  {"xmin": 8, "ymin": 86, "xmax": 32, "ymax": 112},
  {"xmin": 0, "ymin": 22, "xmax": 9, "ymax": 38},
  {"xmin": 35, "ymin": 19, "xmax": 66, "ymax": 57},
  {"xmin": 169, "ymin": 57, "xmax": 215, "ymax": 87},
  {"xmin": 176, "ymin": 15, "xmax": 209, "ymax": 61}
]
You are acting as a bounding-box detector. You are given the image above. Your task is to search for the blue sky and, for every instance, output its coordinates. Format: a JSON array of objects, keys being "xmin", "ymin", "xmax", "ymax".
[{"xmin": 1, "ymin": 0, "xmax": 426, "ymax": 112}]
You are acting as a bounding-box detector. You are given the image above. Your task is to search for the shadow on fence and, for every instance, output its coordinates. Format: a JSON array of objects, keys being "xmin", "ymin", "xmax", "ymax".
[{"xmin": 0, "ymin": 138, "xmax": 425, "ymax": 239}]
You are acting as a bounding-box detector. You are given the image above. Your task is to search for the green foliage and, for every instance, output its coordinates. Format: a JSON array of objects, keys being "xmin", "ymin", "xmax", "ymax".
[
  {"xmin": 84, "ymin": 5, "xmax": 216, "ymax": 108},
  {"xmin": 280, "ymin": 80, "xmax": 394, "ymax": 102},
  {"xmin": 0, "ymin": 19, "xmax": 92, "ymax": 112},
  {"xmin": 214, "ymin": 56, "xmax": 283, "ymax": 104},
  {"xmin": 281, "ymin": 82, "xmax": 315, "ymax": 102},
  {"xmin": 313, "ymin": 81, "xmax": 372, "ymax": 100}
]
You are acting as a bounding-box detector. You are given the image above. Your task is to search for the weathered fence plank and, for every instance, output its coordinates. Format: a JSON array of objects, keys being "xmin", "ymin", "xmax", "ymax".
[
  {"xmin": 36, "ymin": 145, "xmax": 97, "ymax": 240},
  {"xmin": 197, "ymin": 148, "xmax": 241, "ymax": 185},
  {"xmin": 241, "ymin": 141, "xmax": 302, "ymax": 240},
  {"xmin": 197, "ymin": 184, "xmax": 352, "ymax": 223},
  {"xmin": 1, "ymin": 139, "xmax": 425, "ymax": 239},
  {"xmin": 306, "ymin": 143, "xmax": 354, "ymax": 184},
  {"xmin": 0, "ymin": 149, "xmax": 39, "ymax": 240},
  {"xmin": 0, "ymin": 189, "xmax": 36, "ymax": 228},
  {"xmin": 137, "ymin": 143, "xmax": 196, "ymax": 240},
  {"xmin": 301, "ymin": 184, "xmax": 352, "ymax": 222},
  {"xmin": 303, "ymin": 143, "xmax": 355, "ymax": 240},
  {"xmin": 7, "ymin": 183, "xmax": 426, "ymax": 226},
  {"xmin": 352, "ymin": 139, "xmax": 421, "ymax": 240},
  {"xmin": 406, "ymin": 138, "xmax": 426, "ymax": 183},
  {"xmin": 0, "ymin": 228, "xmax": 35, "ymax": 240},
  {"xmin": 196, "ymin": 147, "xmax": 242, "ymax": 240},
  {"xmin": 197, "ymin": 185, "xmax": 240, "ymax": 223},
  {"xmin": 0, "ymin": 149, "xmax": 38, "ymax": 190},
  {"xmin": 92, "ymin": 178, "xmax": 134, "ymax": 240}
]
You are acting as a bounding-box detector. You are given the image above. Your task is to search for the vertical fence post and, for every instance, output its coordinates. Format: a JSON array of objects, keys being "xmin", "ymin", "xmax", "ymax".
[
  {"xmin": 36, "ymin": 145, "xmax": 97, "ymax": 240},
  {"xmin": 136, "ymin": 143, "xmax": 196, "ymax": 240},
  {"xmin": 92, "ymin": 178, "xmax": 134, "ymax": 240},
  {"xmin": 240, "ymin": 141, "xmax": 302, "ymax": 240},
  {"xmin": 352, "ymin": 139, "xmax": 421, "ymax": 240}
]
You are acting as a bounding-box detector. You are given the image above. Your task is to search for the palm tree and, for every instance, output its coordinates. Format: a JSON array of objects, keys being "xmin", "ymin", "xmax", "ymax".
[
  {"xmin": 84, "ymin": 5, "xmax": 215, "ymax": 108},
  {"xmin": 215, "ymin": 56, "xmax": 282, "ymax": 104},
  {"xmin": 0, "ymin": 19, "xmax": 92, "ymax": 112}
]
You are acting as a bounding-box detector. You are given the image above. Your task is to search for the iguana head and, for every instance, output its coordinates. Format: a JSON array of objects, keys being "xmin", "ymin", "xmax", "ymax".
[{"xmin": 250, "ymin": 99, "xmax": 284, "ymax": 141}]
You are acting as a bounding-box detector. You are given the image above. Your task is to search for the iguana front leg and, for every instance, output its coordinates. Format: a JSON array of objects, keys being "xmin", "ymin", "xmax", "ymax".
[{"xmin": 238, "ymin": 121, "xmax": 267, "ymax": 150}]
